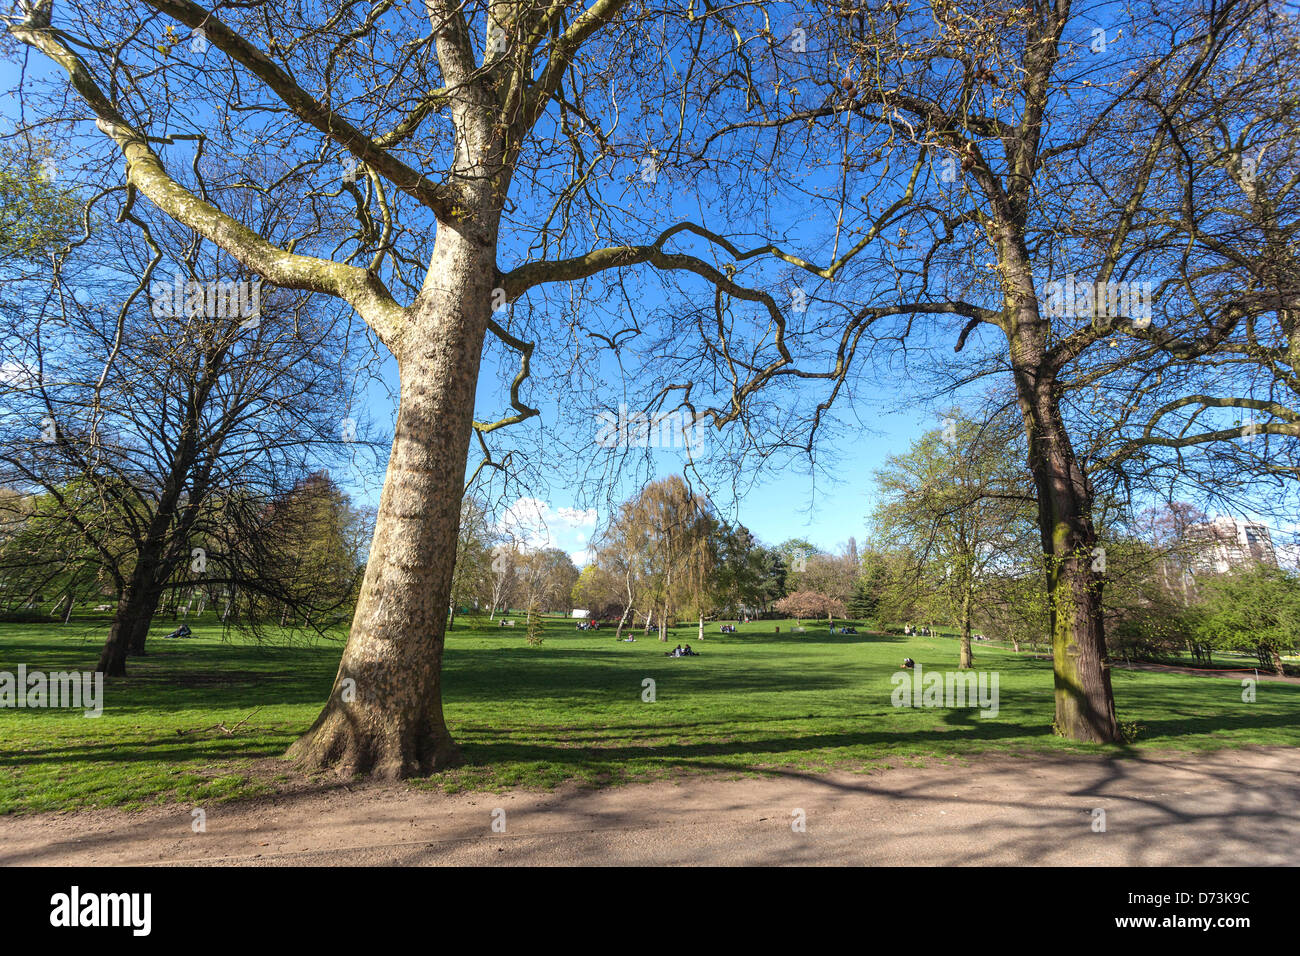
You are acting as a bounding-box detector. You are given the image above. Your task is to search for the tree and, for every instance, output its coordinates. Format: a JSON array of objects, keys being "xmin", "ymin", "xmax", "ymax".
[
  {"xmin": 643, "ymin": 0, "xmax": 1269, "ymax": 740},
  {"xmin": 712, "ymin": 523, "xmax": 769, "ymax": 618},
  {"xmin": 449, "ymin": 496, "xmax": 494, "ymax": 628},
  {"xmin": 536, "ymin": 548, "xmax": 581, "ymax": 613},
  {"xmin": 0, "ymin": 141, "xmax": 79, "ymax": 264},
  {"xmin": 1084, "ymin": 14, "xmax": 1300, "ymax": 495},
  {"xmin": 1098, "ymin": 504, "xmax": 1217, "ymax": 663},
  {"xmin": 870, "ymin": 412, "xmax": 1037, "ymax": 668},
  {"xmin": 0, "ymin": 484, "xmax": 113, "ymax": 616},
  {"xmin": 848, "ymin": 548, "xmax": 892, "ymax": 622},
  {"xmin": 0, "ymin": 212, "xmax": 364, "ymax": 674},
  {"xmin": 774, "ymin": 590, "xmax": 846, "ymax": 625},
  {"xmin": 254, "ymin": 472, "xmax": 368, "ymax": 628},
  {"xmin": 778, "ymin": 538, "xmax": 820, "ymax": 593},
  {"xmin": 588, "ymin": 505, "xmax": 643, "ymax": 638},
  {"xmin": 571, "ymin": 563, "xmax": 622, "ymax": 619},
  {"xmin": 798, "ymin": 551, "xmax": 859, "ymax": 616},
  {"xmin": 1192, "ymin": 565, "xmax": 1300, "ymax": 676},
  {"xmin": 12, "ymin": 0, "xmax": 850, "ymax": 775},
  {"xmin": 620, "ymin": 476, "xmax": 716, "ymax": 641},
  {"xmin": 485, "ymin": 540, "xmax": 518, "ymax": 621},
  {"xmin": 510, "ymin": 547, "xmax": 578, "ymax": 623}
]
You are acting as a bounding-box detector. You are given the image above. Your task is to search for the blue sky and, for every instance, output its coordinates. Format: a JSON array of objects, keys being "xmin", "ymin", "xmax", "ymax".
[
  {"xmin": 338, "ymin": 334, "xmax": 939, "ymax": 566},
  {"xmin": 10, "ymin": 5, "xmax": 1285, "ymax": 570},
  {"xmin": 0, "ymin": 38, "xmax": 942, "ymax": 567}
]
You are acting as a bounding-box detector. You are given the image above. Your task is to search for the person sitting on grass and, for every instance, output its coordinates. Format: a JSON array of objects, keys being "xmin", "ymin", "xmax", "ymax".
[
  {"xmin": 902, "ymin": 657, "xmax": 915, "ymax": 669},
  {"xmin": 683, "ymin": 644, "xmax": 698, "ymax": 656}
]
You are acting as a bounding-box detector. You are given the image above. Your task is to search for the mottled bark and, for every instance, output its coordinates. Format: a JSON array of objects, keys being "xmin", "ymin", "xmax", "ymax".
[{"xmin": 289, "ymin": 228, "xmax": 494, "ymax": 778}]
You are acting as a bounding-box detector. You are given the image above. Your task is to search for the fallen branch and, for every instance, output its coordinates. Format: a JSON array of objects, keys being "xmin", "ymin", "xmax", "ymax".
[{"xmin": 175, "ymin": 707, "xmax": 262, "ymax": 737}]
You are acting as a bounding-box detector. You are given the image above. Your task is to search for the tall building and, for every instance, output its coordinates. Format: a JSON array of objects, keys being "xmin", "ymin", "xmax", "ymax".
[{"xmin": 1187, "ymin": 516, "xmax": 1279, "ymax": 574}]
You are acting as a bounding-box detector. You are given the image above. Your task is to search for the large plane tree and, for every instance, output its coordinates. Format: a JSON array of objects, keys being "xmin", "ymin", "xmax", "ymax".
[
  {"xmin": 10, "ymin": 0, "xmax": 863, "ymax": 776},
  {"xmin": 621, "ymin": 0, "xmax": 1279, "ymax": 742}
]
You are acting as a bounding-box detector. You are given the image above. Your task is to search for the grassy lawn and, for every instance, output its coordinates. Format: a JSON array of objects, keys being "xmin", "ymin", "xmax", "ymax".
[{"xmin": 2, "ymin": 615, "xmax": 1298, "ymax": 814}]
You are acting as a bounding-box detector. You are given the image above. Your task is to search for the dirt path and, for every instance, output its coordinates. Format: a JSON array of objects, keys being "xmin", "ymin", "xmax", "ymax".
[{"xmin": 2, "ymin": 747, "xmax": 1296, "ymax": 866}]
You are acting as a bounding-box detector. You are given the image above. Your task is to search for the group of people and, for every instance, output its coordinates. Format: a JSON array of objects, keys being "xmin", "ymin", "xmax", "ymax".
[
  {"xmin": 575, "ymin": 620, "xmax": 601, "ymax": 631},
  {"xmin": 718, "ymin": 624, "xmax": 737, "ymax": 634},
  {"xmin": 903, "ymin": 624, "xmax": 987, "ymax": 641},
  {"xmin": 830, "ymin": 625, "xmax": 858, "ymax": 634},
  {"xmin": 666, "ymin": 644, "xmax": 699, "ymax": 657}
]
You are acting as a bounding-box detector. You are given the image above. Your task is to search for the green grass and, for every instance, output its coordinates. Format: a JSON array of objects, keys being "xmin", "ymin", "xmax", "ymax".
[{"xmin": 2, "ymin": 614, "xmax": 1298, "ymax": 814}]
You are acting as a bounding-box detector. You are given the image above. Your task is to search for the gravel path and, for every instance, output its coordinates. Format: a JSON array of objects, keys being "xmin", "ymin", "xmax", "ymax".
[{"xmin": 3, "ymin": 746, "xmax": 1296, "ymax": 866}]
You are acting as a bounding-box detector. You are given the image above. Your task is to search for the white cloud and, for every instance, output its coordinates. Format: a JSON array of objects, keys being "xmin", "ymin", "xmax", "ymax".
[
  {"xmin": 497, "ymin": 496, "xmax": 551, "ymax": 549},
  {"xmin": 556, "ymin": 506, "xmax": 597, "ymax": 526},
  {"xmin": 497, "ymin": 498, "xmax": 600, "ymax": 554}
]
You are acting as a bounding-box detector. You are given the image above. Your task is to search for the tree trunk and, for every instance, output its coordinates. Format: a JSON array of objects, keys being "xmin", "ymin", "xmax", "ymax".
[
  {"xmin": 98, "ymin": 599, "xmax": 131, "ymax": 677},
  {"xmin": 697, "ymin": 614, "xmax": 704, "ymax": 642},
  {"xmin": 288, "ymin": 227, "xmax": 493, "ymax": 779},
  {"xmin": 959, "ymin": 586, "xmax": 974, "ymax": 670},
  {"xmin": 1017, "ymin": 368, "xmax": 1120, "ymax": 743},
  {"xmin": 98, "ymin": 581, "xmax": 164, "ymax": 675}
]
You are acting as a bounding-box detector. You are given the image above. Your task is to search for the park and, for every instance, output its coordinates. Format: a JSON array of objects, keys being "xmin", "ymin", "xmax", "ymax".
[
  {"xmin": 0, "ymin": 0, "xmax": 1297, "ymax": 890},
  {"xmin": 1, "ymin": 604, "xmax": 1298, "ymax": 864}
]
